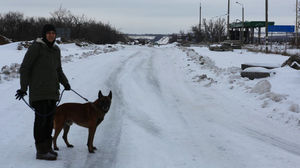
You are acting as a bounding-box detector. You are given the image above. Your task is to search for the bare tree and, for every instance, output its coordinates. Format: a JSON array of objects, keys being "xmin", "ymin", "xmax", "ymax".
[
  {"xmin": 202, "ymin": 18, "xmax": 226, "ymax": 42},
  {"xmin": 0, "ymin": 12, "xmax": 24, "ymax": 39},
  {"xmin": 50, "ymin": 5, "xmax": 74, "ymax": 26},
  {"xmin": 0, "ymin": 8, "xmax": 127, "ymax": 44}
]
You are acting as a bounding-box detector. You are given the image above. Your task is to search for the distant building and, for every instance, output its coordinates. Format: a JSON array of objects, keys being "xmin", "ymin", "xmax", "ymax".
[
  {"xmin": 230, "ymin": 21, "xmax": 275, "ymax": 44},
  {"xmin": 56, "ymin": 28, "xmax": 71, "ymax": 40}
]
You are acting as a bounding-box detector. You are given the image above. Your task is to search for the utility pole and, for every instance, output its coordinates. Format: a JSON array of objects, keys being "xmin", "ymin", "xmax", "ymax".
[
  {"xmin": 199, "ymin": 3, "xmax": 202, "ymax": 32},
  {"xmin": 242, "ymin": 6, "xmax": 244, "ymax": 44},
  {"xmin": 236, "ymin": 1, "xmax": 244, "ymax": 45},
  {"xmin": 265, "ymin": 0, "xmax": 268, "ymax": 52},
  {"xmin": 296, "ymin": 0, "xmax": 299, "ymax": 47},
  {"xmin": 227, "ymin": 0, "xmax": 230, "ymax": 40}
]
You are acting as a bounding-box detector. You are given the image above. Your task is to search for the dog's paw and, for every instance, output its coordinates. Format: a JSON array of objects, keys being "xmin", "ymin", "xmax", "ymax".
[
  {"xmin": 89, "ymin": 150, "xmax": 95, "ymax": 153},
  {"xmin": 67, "ymin": 144, "xmax": 74, "ymax": 148},
  {"xmin": 93, "ymin": 146, "xmax": 97, "ymax": 150},
  {"xmin": 54, "ymin": 147, "xmax": 59, "ymax": 151}
]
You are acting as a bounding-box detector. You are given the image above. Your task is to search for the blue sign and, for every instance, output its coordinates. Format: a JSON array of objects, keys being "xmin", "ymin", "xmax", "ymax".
[{"xmin": 268, "ymin": 25, "xmax": 295, "ymax": 33}]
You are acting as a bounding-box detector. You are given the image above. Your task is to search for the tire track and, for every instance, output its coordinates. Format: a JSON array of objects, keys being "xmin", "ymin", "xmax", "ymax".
[{"xmin": 84, "ymin": 51, "xmax": 143, "ymax": 168}]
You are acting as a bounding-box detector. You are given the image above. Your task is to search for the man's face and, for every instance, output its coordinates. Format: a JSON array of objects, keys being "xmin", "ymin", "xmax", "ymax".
[{"xmin": 46, "ymin": 31, "xmax": 56, "ymax": 43}]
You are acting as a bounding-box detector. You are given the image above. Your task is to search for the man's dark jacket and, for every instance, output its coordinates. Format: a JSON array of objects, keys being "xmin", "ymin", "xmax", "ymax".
[{"xmin": 20, "ymin": 38, "xmax": 69, "ymax": 104}]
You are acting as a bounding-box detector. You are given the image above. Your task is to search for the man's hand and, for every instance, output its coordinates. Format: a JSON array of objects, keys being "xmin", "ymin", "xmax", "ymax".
[
  {"xmin": 15, "ymin": 89, "xmax": 27, "ymax": 100},
  {"xmin": 63, "ymin": 83, "xmax": 71, "ymax": 91}
]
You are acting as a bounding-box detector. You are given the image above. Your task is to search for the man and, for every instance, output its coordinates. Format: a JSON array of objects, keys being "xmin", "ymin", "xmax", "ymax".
[{"xmin": 15, "ymin": 24, "xmax": 71, "ymax": 160}]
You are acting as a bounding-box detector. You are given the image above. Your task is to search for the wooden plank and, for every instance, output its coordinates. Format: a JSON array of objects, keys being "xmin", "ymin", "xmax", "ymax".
[
  {"xmin": 240, "ymin": 71, "xmax": 271, "ymax": 80},
  {"xmin": 241, "ymin": 63, "xmax": 279, "ymax": 70}
]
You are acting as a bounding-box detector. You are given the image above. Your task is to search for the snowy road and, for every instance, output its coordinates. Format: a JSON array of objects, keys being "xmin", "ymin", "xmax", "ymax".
[{"xmin": 1, "ymin": 45, "xmax": 300, "ymax": 168}]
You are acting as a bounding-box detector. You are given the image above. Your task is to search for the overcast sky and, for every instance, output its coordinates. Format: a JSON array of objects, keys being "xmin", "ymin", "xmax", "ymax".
[{"xmin": 0, "ymin": 0, "xmax": 296, "ymax": 34}]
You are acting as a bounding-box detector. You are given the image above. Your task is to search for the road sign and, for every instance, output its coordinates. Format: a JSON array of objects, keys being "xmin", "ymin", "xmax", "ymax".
[{"xmin": 268, "ymin": 25, "xmax": 295, "ymax": 33}]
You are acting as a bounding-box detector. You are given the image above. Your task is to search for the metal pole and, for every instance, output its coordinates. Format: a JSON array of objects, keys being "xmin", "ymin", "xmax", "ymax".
[
  {"xmin": 265, "ymin": 0, "xmax": 268, "ymax": 52},
  {"xmin": 199, "ymin": 3, "xmax": 202, "ymax": 31},
  {"xmin": 236, "ymin": 2, "xmax": 244, "ymax": 45},
  {"xmin": 227, "ymin": 0, "xmax": 230, "ymax": 40},
  {"xmin": 296, "ymin": 0, "xmax": 298, "ymax": 47},
  {"xmin": 242, "ymin": 6, "xmax": 244, "ymax": 45}
]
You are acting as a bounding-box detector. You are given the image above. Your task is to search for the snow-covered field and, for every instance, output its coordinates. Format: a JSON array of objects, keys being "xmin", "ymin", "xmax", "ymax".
[{"xmin": 1, "ymin": 41, "xmax": 300, "ymax": 168}]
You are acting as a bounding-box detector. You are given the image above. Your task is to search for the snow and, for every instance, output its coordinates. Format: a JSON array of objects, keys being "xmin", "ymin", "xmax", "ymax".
[
  {"xmin": 128, "ymin": 35, "xmax": 156, "ymax": 40},
  {"xmin": 0, "ymin": 42, "xmax": 26, "ymax": 67},
  {"xmin": 250, "ymin": 80, "xmax": 272, "ymax": 94},
  {"xmin": 190, "ymin": 47, "xmax": 287, "ymax": 69},
  {"xmin": 209, "ymin": 44, "xmax": 222, "ymax": 47},
  {"xmin": 242, "ymin": 67, "xmax": 273, "ymax": 72},
  {"xmin": 1, "ymin": 42, "xmax": 300, "ymax": 168},
  {"xmin": 156, "ymin": 36, "xmax": 169, "ymax": 45}
]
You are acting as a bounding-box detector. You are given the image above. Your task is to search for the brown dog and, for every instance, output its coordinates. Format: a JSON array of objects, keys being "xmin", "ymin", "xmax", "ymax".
[{"xmin": 53, "ymin": 90, "xmax": 112, "ymax": 153}]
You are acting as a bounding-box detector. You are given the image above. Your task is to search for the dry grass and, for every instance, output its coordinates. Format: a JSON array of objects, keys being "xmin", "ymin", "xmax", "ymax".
[{"xmin": 245, "ymin": 46, "xmax": 299, "ymax": 57}]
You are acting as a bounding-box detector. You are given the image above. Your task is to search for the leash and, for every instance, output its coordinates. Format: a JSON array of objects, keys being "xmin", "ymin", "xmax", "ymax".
[
  {"xmin": 22, "ymin": 89, "xmax": 65, "ymax": 117},
  {"xmin": 21, "ymin": 89, "xmax": 89, "ymax": 117},
  {"xmin": 70, "ymin": 89, "xmax": 89, "ymax": 102}
]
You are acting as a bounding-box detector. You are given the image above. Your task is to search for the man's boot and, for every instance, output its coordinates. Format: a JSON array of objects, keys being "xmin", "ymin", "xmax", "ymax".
[
  {"xmin": 46, "ymin": 138, "xmax": 58, "ymax": 157},
  {"xmin": 35, "ymin": 142, "xmax": 57, "ymax": 160}
]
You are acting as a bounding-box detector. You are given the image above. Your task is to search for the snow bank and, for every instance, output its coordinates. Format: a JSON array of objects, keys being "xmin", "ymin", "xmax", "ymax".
[
  {"xmin": 156, "ymin": 36, "xmax": 169, "ymax": 45},
  {"xmin": 250, "ymin": 80, "xmax": 271, "ymax": 94},
  {"xmin": 0, "ymin": 42, "xmax": 122, "ymax": 82},
  {"xmin": 189, "ymin": 46, "xmax": 300, "ymax": 127},
  {"xmin": 0, "ymin": 63, "xmax": 20, "ymax": 81}
]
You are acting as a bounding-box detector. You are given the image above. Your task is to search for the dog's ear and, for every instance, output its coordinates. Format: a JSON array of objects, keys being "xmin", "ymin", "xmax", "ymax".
[
  {"xmin": 98, "ymin": 90, "xmax": 103, "ymax": 98},
  {"xmin": 108, "ymin": 91, "xmax": 112, "ymax": 99}
]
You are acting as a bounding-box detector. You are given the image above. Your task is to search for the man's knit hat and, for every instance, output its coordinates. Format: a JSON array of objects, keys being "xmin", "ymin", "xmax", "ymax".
[{"xmin": 42, "ymin": 24, "xmax": 56, "ymax": 38}]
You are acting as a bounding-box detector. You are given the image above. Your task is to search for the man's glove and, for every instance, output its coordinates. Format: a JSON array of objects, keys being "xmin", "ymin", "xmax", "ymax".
[
  {"xmin": 15, "ymin": 89, "xmax": 27, "ymax": 100},
  {"xmin": 63, "ymin": 83, "xmax": 71, "ymax": 91}
]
